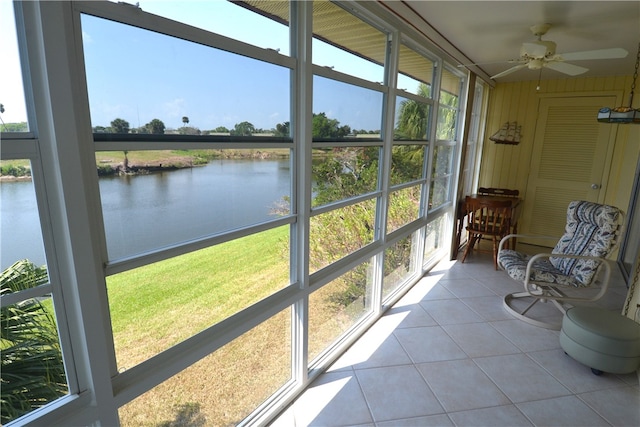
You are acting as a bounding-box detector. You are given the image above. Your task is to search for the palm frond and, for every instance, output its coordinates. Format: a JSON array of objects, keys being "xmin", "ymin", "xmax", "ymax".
[{"xmin": 1, "ymin": 260, "xmax": 67, "ymax": 424}]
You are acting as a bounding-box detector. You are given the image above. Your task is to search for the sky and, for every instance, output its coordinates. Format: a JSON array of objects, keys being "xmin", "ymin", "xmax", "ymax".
[
  {"xmin": 0, "ymin": 0, "xmax": 28, "ymax": 125},
  {"xmin": 0, "ymin": 0, "xmax": 406, "ymax": 133}
]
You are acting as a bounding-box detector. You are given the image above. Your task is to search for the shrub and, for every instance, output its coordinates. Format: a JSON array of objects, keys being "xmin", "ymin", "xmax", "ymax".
[
  {"xmin": 0, "ymin": 164, "xmax": 30, "ymax": 178},
  {"xmin": 1, "ymin": 260, "xmax": 67, "ymax": 424}
]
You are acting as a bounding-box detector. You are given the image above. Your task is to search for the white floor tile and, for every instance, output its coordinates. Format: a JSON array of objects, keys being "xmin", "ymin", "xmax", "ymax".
[
  {"xmin": 290, "ymin": 370, "xmax": 373, "ymax": 426},
  {"xmin": 438, "ymin": 278, "xmax": 497, "ymax": 298},
  {"xmin": 419, "ymin": 299, "xmax": 485, "ymax": 325},
  {"xmin": 516, "ymin": 395, "xmax": 609, "ymax": 426},
  {"xmin": 447, "ymin": 405, "xmax": 533, "ymax": 426},
  {"xmin": 386, "ymin": 303, "xmax": 438, "ymax": 329},
  {"xmin": 473, "ymin": 354, "xmax": 572, "ymax": 403},
  {"xmin": 376, "ymin": 414, "xmax": 454, "ymax": 426},
  {"xmin": 459, "ymin": 295, "xmax": 515, "ymax": 322},
  {"xmin": 355, "ymin": 365, "xmax": 444, "ymax": 422},
  {"xmin": 269, "ymin": 257, "xmax": 638, "ymax": 427},
  {"xmin": 489, "ymin": 319, "xmax": 562, "ymax": 352},
  {"xmin": 528, "ymin": 349, "xmax": 628, "ymax": 393},
  {"xmin": 578, "ymin": 386, "xmax": 640, "ymax": 426},
  {"xmin": 394, "ymin": 326, "xmax": 467, "ymax": 363},
  {"xmin": 417, "ymin": 359, "xmax": 511, "ymax": 412},
  {"xmin": 329, "ymin": 330, "xmax": 411, "ymax": 371},
  {"xmin": 418, "ymin": 284, "xmax": 458, "ymax": 301},
  {"xmin": 480, "ymin": 274, "xmax": 524, "ymax": 296},
  {"xmin": 442, "ymin": 322, "xmax": 520, "ymax": 357}
]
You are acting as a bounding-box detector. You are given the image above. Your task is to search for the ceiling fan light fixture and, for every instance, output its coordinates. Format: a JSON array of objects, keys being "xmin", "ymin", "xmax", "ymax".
[
  {"xmin": 528, "ymin": 59, "xmax": 544, "ymax": 70},
  {"xmin": 598, "ymin": 42, "xmax": 640, "ymax": 124}
]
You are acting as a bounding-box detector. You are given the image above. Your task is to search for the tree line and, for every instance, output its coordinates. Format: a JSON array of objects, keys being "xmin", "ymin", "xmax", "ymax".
[{"xmin": 94, "ymin": 113, "xmax": 382, "ymax": 139}]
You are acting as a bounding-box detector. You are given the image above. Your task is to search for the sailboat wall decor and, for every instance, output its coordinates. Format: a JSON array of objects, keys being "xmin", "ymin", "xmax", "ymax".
[{"xmin": 489, "ymin": 121, "xmax": 522, "ymax": 145}]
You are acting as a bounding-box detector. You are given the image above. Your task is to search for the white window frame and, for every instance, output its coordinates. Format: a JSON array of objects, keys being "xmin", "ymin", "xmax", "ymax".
[{"xmin": 4, "ymin": 1, "xmax": 472, "ymax": 425}]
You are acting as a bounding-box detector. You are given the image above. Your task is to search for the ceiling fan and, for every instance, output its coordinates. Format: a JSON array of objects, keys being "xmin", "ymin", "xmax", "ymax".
[{"xmin": 487, "ymin": 24, "xmax": 628, "ymax": 80}]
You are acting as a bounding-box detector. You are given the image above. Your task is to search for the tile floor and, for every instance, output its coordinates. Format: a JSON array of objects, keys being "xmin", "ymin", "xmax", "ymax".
[{"xmin": 270, "ymin": 249, "xmax": 640, "ymax": 426}]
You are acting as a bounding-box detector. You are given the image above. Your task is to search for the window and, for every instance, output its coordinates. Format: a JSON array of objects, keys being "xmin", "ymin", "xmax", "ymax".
[
  {"xmin": 98, "ymin": 149, "xmax": 291, "ymax": 260},
  {"xmin": 397, "ymin": 42, "xmax": 435, "ymax": 98},
  {"xmin": 387, "ymin": 185, "xmax": 422, "ymax": 234},
  {"xmin": 119, "ymin": 308, "xmax": 291, "ymax": 425},
  {"xmin": 0, "ymin": 1, "xmax": 28, "ymax": 133},
  {"xmin": 390, "ymin": 144, "xmax": 425, "ymax": 185},
  {"xmin": 429, "ymin": 144, "xmax": 455, "ymax": 209},
  {"xmin": 313, "ymin": 76, "xmax": 383, "ymax": 140},
  {"xmin": 312, "ymin": 147, "xmax": 379, "ymax": 207},
  {"xmin": 107, "ymin": 226, "xmax": 290, "ymax": 367},
  {"xmin": 309, "ymin": 200, "xmax": 376, "ymax": 273},
  {"xmin": 1, "ymin": 165, "xmax": 46, "ymax": 269},
  {"xmin": 141, "ymin": 0, "xmax": 290, "ymax": 55},
  {"xmin": 394, "ymin": 96, "xmax": 431, "ymax": 141},
  {"xmin": 82, "ymin": 14, "xmax": 291, "ymax": 139},
  {"xmin": 7, "ymin": 1, "xmax": 471, "ymax": 424},
  {"xmin": 383, "ymin": 232, "xmax": 419, "ymax": 301},
  {"xmin": 312, "ymin": 0, "xmax": 386, "ymax": 83},
  {"xmin": 308, "ymin": 260, "xmax": 374, "ymax": 364},
  {"xmin": 461, "ymin": 82, "xmax": 485, "ymax": 195},
  {"xmin": 436, "ymin": 68, "xmax": 462, "ymax": 141},
  {"xmin": 424, "ymin": 213, "xmax": 449, "ymax": 265},
  {"xmin": 1, "ymin": 163, "xmax": 69, "ymax": 422},
  {"xmin": 429, "ymin": 67, "xmax": 463, "ymax": 211}
]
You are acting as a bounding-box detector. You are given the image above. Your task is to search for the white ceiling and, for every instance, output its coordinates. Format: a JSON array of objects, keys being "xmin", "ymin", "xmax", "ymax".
[{"xmin": 393, "ymin": 1, "xmax": 640, "ymax": 82}]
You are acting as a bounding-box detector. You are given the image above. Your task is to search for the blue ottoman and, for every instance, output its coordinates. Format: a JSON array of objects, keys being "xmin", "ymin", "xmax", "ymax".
[{"xmin": 560, "ymin": 306, "xmax": 640, "ymax": 375}]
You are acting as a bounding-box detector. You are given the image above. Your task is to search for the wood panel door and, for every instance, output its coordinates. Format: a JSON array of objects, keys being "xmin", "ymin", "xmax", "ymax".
[{"xmin": 519, "ymin": 95, "xmax": 618, "ymax": 241}]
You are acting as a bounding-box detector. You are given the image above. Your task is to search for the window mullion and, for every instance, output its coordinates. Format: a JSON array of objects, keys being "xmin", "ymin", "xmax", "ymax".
[
  {"xmin": 291, "ymin": 0, "xmax": 313, "ymax": 391},
  {"xmin": 18, "ymin": 1, "xmax": 119, "ymax": 424}
]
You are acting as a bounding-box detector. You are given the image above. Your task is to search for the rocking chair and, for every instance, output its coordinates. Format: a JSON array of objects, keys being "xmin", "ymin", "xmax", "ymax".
[{"xmin": 497, "ymin": 200, "xmax": 624, "ymax": 330}]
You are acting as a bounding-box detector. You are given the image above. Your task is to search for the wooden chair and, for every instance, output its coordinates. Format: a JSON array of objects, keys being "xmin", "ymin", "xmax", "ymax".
[
  {"xmin": 461, "ymin": 196, "xmax": 512, "ymax": 269},
  {"xmin": 477, "ymin": 187, "xmax": 519, "ymax": 198}
]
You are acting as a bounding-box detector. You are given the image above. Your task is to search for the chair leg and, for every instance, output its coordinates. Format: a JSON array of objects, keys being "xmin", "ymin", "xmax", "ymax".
[
  {"xmin": 461, "ymin": 233, "xmax": 479, "ymax": 263},
  {"xmin": 503, "ymin": 287, "xmax": 570, "ymax": 330},
  {"xmin": 460, "ymin": 234, "xmax": 473, "ymax": 263},
  {"xmin": 503, "ymin": 293, "xmax": 561, "ymax": 330}
]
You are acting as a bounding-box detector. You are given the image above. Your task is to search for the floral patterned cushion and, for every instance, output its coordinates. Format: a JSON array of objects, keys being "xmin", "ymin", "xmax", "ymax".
[
  {"xmin": 498, "ymin": 200, "xmax": 622, "ymax": 288},
  {"xmin": 498, "ymin": 249, "xmax": 584, "ymax": 287}
]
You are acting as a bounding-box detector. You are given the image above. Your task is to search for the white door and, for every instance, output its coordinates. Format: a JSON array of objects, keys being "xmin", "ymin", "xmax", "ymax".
[{"xmin": 519, "ymin": 95, "xmax": 618, "ymax": 240}]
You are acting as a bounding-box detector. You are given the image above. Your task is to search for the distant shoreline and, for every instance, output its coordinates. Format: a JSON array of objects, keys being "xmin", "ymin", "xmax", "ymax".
[
  {"xmin": 1, "ymin": 149, "xmax": 291, "ymax": 180},
  {"xmin": 0, "ymin": 175, "xmax": 32, "ymax": 182}
]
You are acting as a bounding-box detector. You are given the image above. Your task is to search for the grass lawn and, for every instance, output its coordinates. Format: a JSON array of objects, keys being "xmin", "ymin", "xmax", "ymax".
[
  {"xmin": 107, "ymin": 225, "xmax": 290, "ymax": 367},
  {"xmin": 109, "ymin": 222, "xmax": 366, "ymax": 426},
  {"xmin": 109, "ymin": 225, "xmax": 293, "ymax": 425}
]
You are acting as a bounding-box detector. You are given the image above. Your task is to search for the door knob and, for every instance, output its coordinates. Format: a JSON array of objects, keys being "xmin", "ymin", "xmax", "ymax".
[{"xmin": 591, "ymin": 184, "xmax": 600, "ymax": 190}]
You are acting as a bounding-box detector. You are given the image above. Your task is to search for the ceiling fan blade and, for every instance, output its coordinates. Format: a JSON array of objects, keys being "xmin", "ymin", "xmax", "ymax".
[
  {"xmin": 491, "ymin": 64, "xmax": 527, "ymax": 79},
  {"xmin": 545, "ymin": 61, "xmax": 589, "ymax": 76},
  {"xmin": 559, "ymin": 48, "xmax": 628, "ymax": 61}
]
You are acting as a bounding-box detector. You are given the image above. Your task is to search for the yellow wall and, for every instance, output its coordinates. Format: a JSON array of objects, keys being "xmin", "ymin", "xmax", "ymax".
[{"xmin": 478, "ymin": 75, "xmax": 640, "ymax": 215}]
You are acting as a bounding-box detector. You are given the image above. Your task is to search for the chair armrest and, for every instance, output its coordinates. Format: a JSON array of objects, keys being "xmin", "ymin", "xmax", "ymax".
[
  {"xmin": 498, "ymin": 234, "xmax": 558, "ymax": 253},
  {"xmin": 524, "ymin": 253, "xmax": 612, "ymax": 302}
]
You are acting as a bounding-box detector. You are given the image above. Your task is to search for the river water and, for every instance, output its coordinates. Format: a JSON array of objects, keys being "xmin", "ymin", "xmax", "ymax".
[{"xmin": 1, "ymin": 159, "xmax": 291, "ymax": 270}]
